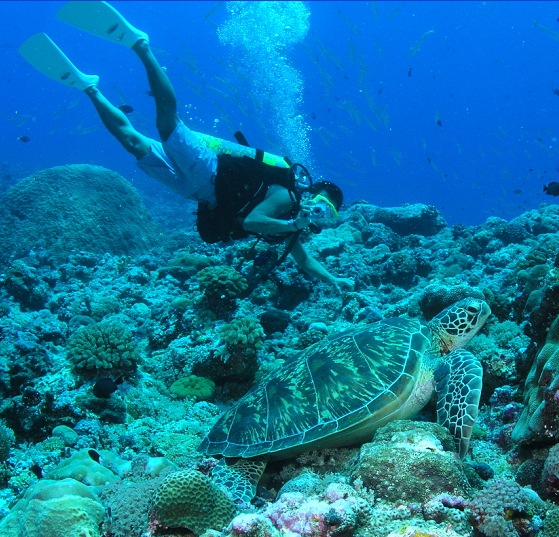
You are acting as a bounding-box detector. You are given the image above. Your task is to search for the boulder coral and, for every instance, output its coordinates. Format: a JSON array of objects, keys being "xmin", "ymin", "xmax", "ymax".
[
  {"xmin": 512, "ymin": 313, "xmax": 559, "ymax": 443},
  {"xmin": 0, "ymin": 164, "xmax": 163, "ymax": 269}
]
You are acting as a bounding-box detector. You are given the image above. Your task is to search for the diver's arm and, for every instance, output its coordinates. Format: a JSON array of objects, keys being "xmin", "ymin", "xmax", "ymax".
[
  {"xmin": 242, "ymin": 186, "xmax": 310, "ymax": 235},
  {"xmin": 289, "ymin": 239, "xmax": 354, "ymax": 291}
]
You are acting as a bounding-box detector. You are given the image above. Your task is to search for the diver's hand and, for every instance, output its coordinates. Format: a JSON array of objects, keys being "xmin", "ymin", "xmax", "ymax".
[
  {"xmin": 333, "ymin": 277, "xmax": 355, "ymax": 292},
  {"xmin": 293, "ymin": 213, "xmax": 311, "ymax": 230}
]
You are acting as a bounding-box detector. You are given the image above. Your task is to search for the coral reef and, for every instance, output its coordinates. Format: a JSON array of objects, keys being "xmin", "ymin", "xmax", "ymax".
[{"xmin": 1, "ymin": 171, "xmax": 559, "ymax": 536}]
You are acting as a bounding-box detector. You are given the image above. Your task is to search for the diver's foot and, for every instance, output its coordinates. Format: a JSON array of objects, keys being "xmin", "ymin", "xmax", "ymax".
[
  {"xmin": 56, "ymin": 1, "xmax": 149, "ymax": 48},
  {"xmin": 19, "ymin": 33, "xmax": 99, "ymax": 91}
]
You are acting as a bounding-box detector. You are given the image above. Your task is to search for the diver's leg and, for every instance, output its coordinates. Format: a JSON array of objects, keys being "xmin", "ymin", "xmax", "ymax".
[
  {"xmin": 84, "ymin": 85, "xmax": 151, "ymax": 160},
  {"xmin": 133, "ymin": 39, "xmax": 178, "ymax": 142}
]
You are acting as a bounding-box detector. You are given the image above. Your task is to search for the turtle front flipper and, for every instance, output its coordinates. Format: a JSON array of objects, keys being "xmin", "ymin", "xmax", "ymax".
[
  {"xmin": 434, "ymin": 349, "xmax": 483, "ymax": 459},
  {"xmin": 213, "ymin": 456, "xmax": 267, "ymax": 503}
]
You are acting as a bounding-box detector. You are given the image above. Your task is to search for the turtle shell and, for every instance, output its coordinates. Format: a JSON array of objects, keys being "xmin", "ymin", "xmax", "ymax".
[{"xmin": 200, "ymin": 317, "xmax": 433, "ymax": 460}]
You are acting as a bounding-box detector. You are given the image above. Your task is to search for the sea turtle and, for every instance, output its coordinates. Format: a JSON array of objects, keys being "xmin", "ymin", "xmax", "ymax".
[{"xmin": 199, "ymin": 297, "xmax": 491, "ymax": 502}]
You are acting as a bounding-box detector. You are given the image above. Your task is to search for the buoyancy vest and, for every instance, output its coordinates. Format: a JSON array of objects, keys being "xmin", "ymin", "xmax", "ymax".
[{"xmin": 196, "ymin": 154, "xmax": 300, "ymax": 244}]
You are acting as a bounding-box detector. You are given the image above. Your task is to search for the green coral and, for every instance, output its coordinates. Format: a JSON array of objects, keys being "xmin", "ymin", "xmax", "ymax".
[
  {"xmin": 197, "ymin": 266, "xmax": 248, "ymax": 301},
  {"xmin": 66, "ymin": 318, "xmax": 140, "ymax": 374},
  {"xmin": 153, "ymin": 469, "xmax": 236, "ymax": 535},
  {"xmin": 170, "ymin": 375, "xmax": 216, "ymax": 400},
  {"xmin": 216, "ymin": 317, "xmax": 264, "ymax": 357}
]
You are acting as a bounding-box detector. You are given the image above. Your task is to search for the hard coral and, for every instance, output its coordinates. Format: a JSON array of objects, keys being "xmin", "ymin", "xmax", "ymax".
[
  {"xmin": 197, "ymin": 266, "xmax": 248, "ymax": 302},
  {"xmin": 0, "ymin": 478, "xmax": 105, "ymax": 537},
  {"xmin": 216, "ymin": 318, "xmax": 264, "ymax": 358},
  {"xmin": 170, "ymin": 375, "xmax": 216, "ymax": 400},
  {"xmin": 152, "ymin": 469, "xmax": 236, "ymax": 535},
  {"xmin": 512, "ymin": 313, "xmax": 559, "ymax": 443},
  {"xmin": 66, "ymin": 318, "xmax": 140, "ymax": 375},
  {"xmin": 419, "ymin": 284, "xmax": 485, "ymax": 320},
  {"xmin": 469, "ymin": 478, "xmax": 529, "ymax": 537}
]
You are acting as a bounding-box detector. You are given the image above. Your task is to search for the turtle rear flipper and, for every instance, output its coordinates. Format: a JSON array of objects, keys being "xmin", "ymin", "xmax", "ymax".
[
  {"xmin": 435, "ymin": 349, "xmax": 483, "ymax": 459},
  {"xmin": 213, "ymin": 456, "xmax": 267, "ymax": 503}
]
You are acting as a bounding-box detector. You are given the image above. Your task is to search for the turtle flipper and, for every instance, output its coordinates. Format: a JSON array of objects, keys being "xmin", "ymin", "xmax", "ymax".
[
  {"xmin": 213, "ymin": 456, "xmax": 267, "ymax": 503},
  {"xmin": 435, "ymin": 349, "xmax": 483, "ymax": 459}
]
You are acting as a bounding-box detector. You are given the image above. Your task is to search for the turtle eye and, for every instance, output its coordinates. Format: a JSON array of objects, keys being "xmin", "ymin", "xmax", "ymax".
[{"xmin": 466, "ymin": 305, "xmax": 480, "ymax": 314}]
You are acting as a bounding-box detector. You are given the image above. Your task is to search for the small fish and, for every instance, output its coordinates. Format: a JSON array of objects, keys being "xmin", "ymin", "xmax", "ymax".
[
  {"xmin": 437, "ymin": 119, "xmax": 443, "ymax": 127},
  {"xmin": 513, "ymin": 189, "xmax": 523, "ymax": 194},
  {"xmin": 117, "ymin": 104, "xmax": 134, "ymax": 114},
  {"xmin": 204, "ymin": 1, "xmax": 224, "ymax": 21},
  {"xmin": 312, "ymin": 112, "xmax": 316, "ymax": 119},
  {"xmin": 553, "ymin": 87, "xmax": 559, "ymax": 96},
  {"xmin": 18, "ymin": 135, "xmax": 30, "ymax": 142},
  {"xmin": 30, "ymin": 464, "xmax": 43, "ymax": 478},
  {"xmin": 408, "ymin": 68, "xmax": 413, "ymax": 77},
  {"xmin": 88, "ymin": 449, "xmax": 101, "ymax": 463},
  {"xmin": 92, "ymin": 376, "xmax": 122, "ymax": 398},
  {"xmin": 145, "ymin": 89, "xmax": 154, "ymax": 96},
  {"xmin": 409, "ymin": 29, "xmax": 436, "ymax": 59},
  {"xmin": 534, "ymin": 20, "xmax": 559, "ymax": 42},
  {"xmin": 544, "ymin": 181, "xmax": 559, "ymax": 196},
  {"xmin": 386, "ymin": 3, "xmax": 404, "ymax": 22}
]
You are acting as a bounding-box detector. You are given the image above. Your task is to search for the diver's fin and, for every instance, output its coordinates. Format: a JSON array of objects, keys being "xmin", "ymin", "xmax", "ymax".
[
  {"xmin": 56, "ymin": 1, "xmax": 148, "ymax": 48},
  {"xmin": 19, "ymin": 33, "xmax": 99, "ymax": 91}
]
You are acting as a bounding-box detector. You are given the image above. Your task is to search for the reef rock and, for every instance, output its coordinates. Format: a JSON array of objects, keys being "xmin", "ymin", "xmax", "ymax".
[
  {"xmin": 0, "ymin": 164, "xmax": 164, "ymax": 267},
  {"xmin": 347, "ymin": 203, "xmax": 447, "ymax": 236}
]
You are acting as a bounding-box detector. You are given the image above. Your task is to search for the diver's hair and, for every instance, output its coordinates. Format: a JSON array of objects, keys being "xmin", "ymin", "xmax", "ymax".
[{"xmin": 310, "ymin": 181, "xmax": 343, "ymax": 211}]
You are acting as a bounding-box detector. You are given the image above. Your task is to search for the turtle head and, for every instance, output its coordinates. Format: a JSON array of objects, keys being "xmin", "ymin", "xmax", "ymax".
[{"xmin": 429, "ymin": 298, "xmax": 491, "ymax": 354}]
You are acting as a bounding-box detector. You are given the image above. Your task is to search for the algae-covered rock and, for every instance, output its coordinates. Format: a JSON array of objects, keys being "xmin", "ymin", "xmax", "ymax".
[
  {"xmin": 0, "ymin": 164, "xmax": 164, "ymax": 268},
  {"xmin": 351, "ymin": 421, "xmax": 470, "ymax": 503}
]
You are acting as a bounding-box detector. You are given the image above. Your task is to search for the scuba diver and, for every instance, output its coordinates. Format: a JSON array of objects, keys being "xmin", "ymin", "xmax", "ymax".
[{"xmin": 19, "ymin": 1, "xmax": 354, "ymax": 292}]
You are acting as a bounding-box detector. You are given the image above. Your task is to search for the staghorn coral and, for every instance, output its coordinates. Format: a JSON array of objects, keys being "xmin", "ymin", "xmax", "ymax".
[
  {"xmin": 152, "ymin": 469, "xmax": 236, "ymax": 535},
  {"xmin": 66, "ymin": 318, "xmax": 140, "ymax": 375}
]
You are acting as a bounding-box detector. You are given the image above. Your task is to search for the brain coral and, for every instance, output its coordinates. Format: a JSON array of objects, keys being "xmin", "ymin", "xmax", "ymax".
[
  {"xmin": 153, "ymin": 469, "xmax": 236, "ymax": 535},
  {"xmin": 0, "ymin": 164, "xmax": 163, "ymax": 268},
  {"xmin": 512, "ymin": 313, "xmax": 559, "ymax": 443},
  {"xmin": 0, "ymin": 478, "xmax": 105, "ymax": 537},
  {"xmin": 66, "ymin": 318, "xmax": 140, "ymax": 374}
]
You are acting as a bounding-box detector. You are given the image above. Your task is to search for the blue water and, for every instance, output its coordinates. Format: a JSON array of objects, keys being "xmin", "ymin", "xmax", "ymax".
[{"xmin": 1, "ymin": 1, "xmax": 558, "ymax": 227}]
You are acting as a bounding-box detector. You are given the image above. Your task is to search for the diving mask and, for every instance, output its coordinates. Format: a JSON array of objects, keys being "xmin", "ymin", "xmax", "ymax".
[{"xmin": 308, "ymin": 194, "xmax": 339, "ymax": 219}]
